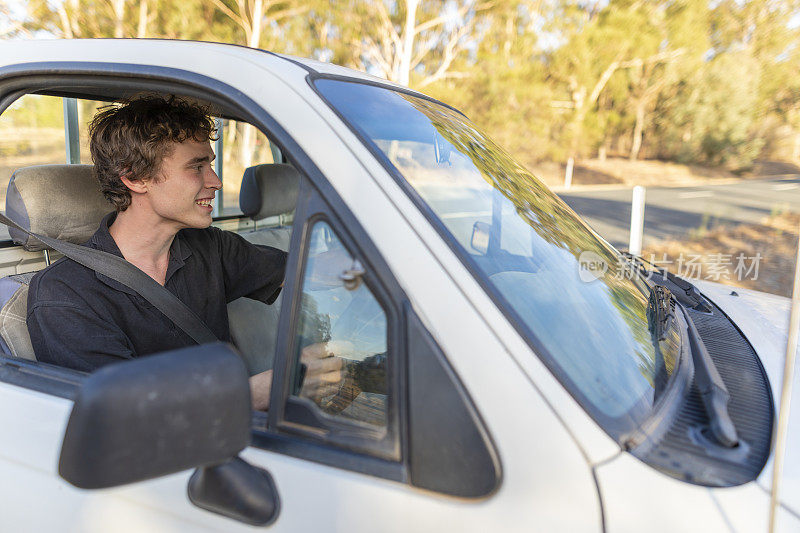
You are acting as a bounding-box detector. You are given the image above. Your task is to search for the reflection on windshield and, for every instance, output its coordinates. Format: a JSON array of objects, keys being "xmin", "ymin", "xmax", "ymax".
[{"xmin": 318, "ymin": 79, "xmax": 679, "ymax": 439}]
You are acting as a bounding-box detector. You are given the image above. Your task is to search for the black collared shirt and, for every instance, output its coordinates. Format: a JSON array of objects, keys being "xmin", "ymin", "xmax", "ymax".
[{"xmin": 27, "ymin": 213, "xmax": 287, "ymax": 372}]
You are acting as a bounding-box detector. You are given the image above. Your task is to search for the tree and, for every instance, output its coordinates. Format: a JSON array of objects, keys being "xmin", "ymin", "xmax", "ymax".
[
  {"xmin": 349, "ymin": 0, "xmax": 496, "ymax": 88},
  {"xmin": 426, "ymin": 1, "xmax": 560, "ymax": 165},
  {"xmin": 0, "ymin": 1, "xmax": 32, "ymax": 38},
  {"xmin": 548, "ymin": 1, "xmax": 648, "ymax": 159},
  {"xmin": 203, "ymin": 0, "xmax": 308, "ymax": 167}
]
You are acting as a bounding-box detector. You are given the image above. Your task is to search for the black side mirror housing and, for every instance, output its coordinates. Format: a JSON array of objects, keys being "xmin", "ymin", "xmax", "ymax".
[{"xmin": 59, "ymin": 343, "xmax": 251, "ymax": 489}]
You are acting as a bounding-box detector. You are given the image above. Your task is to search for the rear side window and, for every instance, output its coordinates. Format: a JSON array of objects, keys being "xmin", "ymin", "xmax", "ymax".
[
  {"xmin": 0, "ymin": 95, "xmax": 70, "ymax": 241},
  {"xmin": 212, "ymin": 119, "xmax": 279, "ymax": 216}
]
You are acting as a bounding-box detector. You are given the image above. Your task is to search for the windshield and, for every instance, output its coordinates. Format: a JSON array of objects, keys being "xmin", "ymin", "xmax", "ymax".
[{"xmin": 317, "ymin": 78, "xmax": 680, "ymax": 439}]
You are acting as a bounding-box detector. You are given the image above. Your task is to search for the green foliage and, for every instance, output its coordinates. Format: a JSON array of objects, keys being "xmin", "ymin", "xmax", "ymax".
[
  {"xmin": 0, "ymin": 95, "xmax": 63, "ymax": 129},
  {"xmin": 11, "ymin": 0, "xmax": 800, "ymax": 169}
]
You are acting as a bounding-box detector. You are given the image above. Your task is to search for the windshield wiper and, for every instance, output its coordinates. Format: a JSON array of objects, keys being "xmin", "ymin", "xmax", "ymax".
[
  {"xmin": 647, "ymin": 283, "xmax": 738, "ymax": 447},
  {"xmin": 622, "ymin": 252, "xmax": 712, "ymax": 312},
  {"xmin": 647, "ymin": 285, "xmax": 675, "ymax": 341},
  {"xmin": 680, "ymin": 304, "xmax": 739, "ymax": 448},
  {"xmin": 647, "ymin": 285, "xmax": 676, "ymax": 402}
]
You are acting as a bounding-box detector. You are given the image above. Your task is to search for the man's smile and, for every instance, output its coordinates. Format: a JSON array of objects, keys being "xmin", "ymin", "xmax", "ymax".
[{"xmin": 195, "ymin": 197, "xmax": 214, "ymax": 209}]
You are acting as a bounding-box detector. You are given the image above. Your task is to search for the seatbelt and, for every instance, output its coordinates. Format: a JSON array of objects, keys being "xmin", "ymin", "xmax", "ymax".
[{"xmin": 0, "ymin": 212, "xmax": 218, "ymax": 345}]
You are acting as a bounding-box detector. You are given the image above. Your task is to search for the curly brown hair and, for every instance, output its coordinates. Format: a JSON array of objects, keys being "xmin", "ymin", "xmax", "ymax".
[{"xmin": 89, "ymin": 95, "xmax": 217, "ymax": 211}]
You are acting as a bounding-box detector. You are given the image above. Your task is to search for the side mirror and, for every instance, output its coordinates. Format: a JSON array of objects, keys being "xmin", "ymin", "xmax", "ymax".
[{"xmin": 58, "ymin": 342, "xmax": 251, "ymax": 489}]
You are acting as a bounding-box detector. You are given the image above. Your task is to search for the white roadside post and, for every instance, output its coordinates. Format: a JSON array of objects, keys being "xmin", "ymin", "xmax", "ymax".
[
  {"xmin": 768, "ymin": 224, "xmax": 800, "ymax": 533},
  {"xmin": 629, "ymin": 185, "xmax": 646, "ymax": 256},
  {"xmin": 564, "ymin": 157, "xmax": 574, "ymax": 189}
]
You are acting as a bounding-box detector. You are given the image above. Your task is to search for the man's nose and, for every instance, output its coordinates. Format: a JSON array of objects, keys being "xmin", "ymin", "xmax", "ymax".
[{"xmin": 206, "ymin": 166, "xmax": 222, "ymax": 190}]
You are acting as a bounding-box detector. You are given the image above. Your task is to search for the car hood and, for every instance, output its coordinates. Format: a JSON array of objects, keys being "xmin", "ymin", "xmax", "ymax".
[{"xmin": 692, "ymin": 280, "xmax": 799, "ymax": 511}]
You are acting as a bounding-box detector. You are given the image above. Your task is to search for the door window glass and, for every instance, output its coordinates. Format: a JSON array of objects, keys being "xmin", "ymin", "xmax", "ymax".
[{"xmin": 289, "ymin": 220, "xmax": 389, "ymax": 428}]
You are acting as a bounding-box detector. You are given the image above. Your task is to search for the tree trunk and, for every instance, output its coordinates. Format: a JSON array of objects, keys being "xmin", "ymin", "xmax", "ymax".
[
  {"xmin": 794, "ymin": 130, "xmax": 800, "ymax": 162},
  {"xmin": 570, "ymin": 111, "xmax": 584, "ymax": 162},
  {"xmin": 249, "ymin": 0, "xmax": 263, "ymax": 48},
  {"xmin": 398, "ymin": 0, "xmax": 420, "ymax": 85},
  {"xmin": 240, "ymin": 124, "xmax": 256, "ymax": 170},
  {"xmin": 57, "ymin": 4, "xmax": 74, "ymax": 38},
  {"xmin": 629, "ymin": 98, "xmax": 646, "ymax": 161},
  {"xmin": 238, "ymin": 0, "xmax": 264, "ymax": 169},
  {"xmin": 137, "ymin": 0, "xmax": 148, "ymax": 38},
  {"xmin": 223, "ymin": 121, "xmax": 237, "ymax": 165},
  {"xmin": 113, "ymin": 0, "xmax": 125, "ymax": 38}
]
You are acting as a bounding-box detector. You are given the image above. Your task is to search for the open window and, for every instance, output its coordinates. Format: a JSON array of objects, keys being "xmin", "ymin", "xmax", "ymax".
[{"xmin": 0, "ymin": 75, "xmax": 298, "ymax": 376}]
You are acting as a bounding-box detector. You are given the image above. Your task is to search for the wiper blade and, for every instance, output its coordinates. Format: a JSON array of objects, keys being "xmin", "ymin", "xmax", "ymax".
[
  {"xmin": 625, "ymin": 253, "xmax": 737, "ymax": 445},
  {"xmin": 622, "ymin": 252, "xmax": 712, "ymax": 312},
  {"xmin": 680, "ymin": 305, "xmax": 740, "ymax": 448},
  {"xmin": 647, "ymin": 285, "xmax": 676, "ymax": 341},
  {"xmin": 647, "ymin": 285, "xmax": 676, "ymax": 402}
]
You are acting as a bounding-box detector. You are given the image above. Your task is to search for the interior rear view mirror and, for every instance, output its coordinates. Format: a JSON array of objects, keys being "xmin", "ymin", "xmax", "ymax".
[
  {"xmin": 471, "ymin": 221, "xmax": 491, "ymax": 255},
  {"xmin": 433, "ymin": 130, "xmax": 452, "ymax": 165}
]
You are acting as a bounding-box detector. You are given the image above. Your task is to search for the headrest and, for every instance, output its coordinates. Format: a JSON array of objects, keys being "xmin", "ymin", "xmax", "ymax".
[
  {"xmin": 239, "ymin": 164, "xmax": 299, "ymax": 221},
  {"xmin": 6, "ymin": 165, "xmax": 111, "ymax": 251}
]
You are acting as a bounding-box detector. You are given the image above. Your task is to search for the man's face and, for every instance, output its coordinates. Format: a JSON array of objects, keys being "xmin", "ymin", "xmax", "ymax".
[{"xmin": 144, "ymin": 139, "xmax": 221, "ymax": 230}]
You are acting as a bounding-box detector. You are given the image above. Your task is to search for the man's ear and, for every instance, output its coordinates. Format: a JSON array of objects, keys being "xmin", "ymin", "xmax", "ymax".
[{"xmin": 119, "ymin": 173, "xmax": 149, "ymax": 194}]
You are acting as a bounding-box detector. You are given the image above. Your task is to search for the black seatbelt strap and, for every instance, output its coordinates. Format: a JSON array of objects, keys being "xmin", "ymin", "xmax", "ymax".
[{"xmin": 0, "ymin": 212, "xmax": 218, "ymax": 345}]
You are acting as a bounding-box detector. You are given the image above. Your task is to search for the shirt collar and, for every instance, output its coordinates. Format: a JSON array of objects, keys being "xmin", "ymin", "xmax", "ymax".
[{"xmin": 88, "ymin": 212, "xmax": 194, "ymax": 292}]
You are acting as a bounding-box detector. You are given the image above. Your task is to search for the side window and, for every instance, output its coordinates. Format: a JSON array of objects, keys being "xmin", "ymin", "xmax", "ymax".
[
  {"xmin": 287, "ymin": 220, "xmax": 389, "ymax": 430},
  {"xmin": 214, "ymin": 119, "xmax": 279, "ymax": 216},
  {"xmin": 0, "ymin": 95, "xmax": 106, "ymax": 241},
  {"xmin": 0, "ymin": 95, "xmax": 68, "ymax": 241}
]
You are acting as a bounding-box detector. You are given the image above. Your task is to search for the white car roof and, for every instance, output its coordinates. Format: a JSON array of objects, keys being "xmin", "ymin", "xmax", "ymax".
[
  {"xmin": 0, "ymin": 38, "xmax": 416, "ymax": 94},
  {"xmin": 274, "ymin": 53, "xmax": 409, "ymax": 90}
]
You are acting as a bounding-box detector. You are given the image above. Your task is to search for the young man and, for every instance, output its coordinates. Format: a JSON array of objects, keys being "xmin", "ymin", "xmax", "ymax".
[{"xmin": 26, "ymin": 96, "xmax": 339, "ymax": 410}]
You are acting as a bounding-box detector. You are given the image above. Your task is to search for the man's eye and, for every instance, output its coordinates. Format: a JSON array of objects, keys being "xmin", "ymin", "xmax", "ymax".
[{"xmin": 195, "ymin": 164, "xmax": 204, "ymax": 172}]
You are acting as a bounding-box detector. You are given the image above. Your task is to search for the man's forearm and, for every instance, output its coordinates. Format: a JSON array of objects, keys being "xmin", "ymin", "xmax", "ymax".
[{"xmin": 249, "ymin": 369, "xmax": 274, "ymax": 411}]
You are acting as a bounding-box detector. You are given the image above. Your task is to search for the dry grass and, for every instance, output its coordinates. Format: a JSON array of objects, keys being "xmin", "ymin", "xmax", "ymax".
[
  {"xmin": 532, "ymin": 157, "xmax": 799, "ymax": 189},
  {"xmin": 644, "ymin": 213, "xmax": 800, "ymax": 297}
]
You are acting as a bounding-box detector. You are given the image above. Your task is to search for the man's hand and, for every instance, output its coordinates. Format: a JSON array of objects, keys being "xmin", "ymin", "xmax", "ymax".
[
  {"xmin": 247, "ymin": 341, "xmax": 351, "ymax": 411},
  {"xmin": 249, "ymin": 369, "xmax": 273, "ymax": 411},
  {"xmin": 298, "ymin": 341, "xmax": 350, "ymax": 400}
]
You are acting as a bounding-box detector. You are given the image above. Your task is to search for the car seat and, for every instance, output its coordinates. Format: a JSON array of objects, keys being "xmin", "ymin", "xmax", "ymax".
[
  {"xmin": 0, "ymin": 165, "xmax": 111, "ymax": 359},
  {"xmin": 227, "ymin": 163, "xmax": 299, "ymax": 375}
]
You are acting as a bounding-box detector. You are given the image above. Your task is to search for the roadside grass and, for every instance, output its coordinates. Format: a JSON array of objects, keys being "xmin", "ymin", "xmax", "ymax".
[
  {"xmin": 643, "ymin": 213, "xmax": 800, "ymax": 297},
  {"xmin": 533, "ymin": 157, "xmax": 799, "ymax": 189}
]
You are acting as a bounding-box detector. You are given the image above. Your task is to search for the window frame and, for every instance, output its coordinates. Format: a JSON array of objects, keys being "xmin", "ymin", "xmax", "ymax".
[
  {"xmin": 264, "ymin": 184, "xmax": 403, "ymax": 463},
  {"xmin": 0, "ymin": 62, "xmax": 413, "ymax": 481}
]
